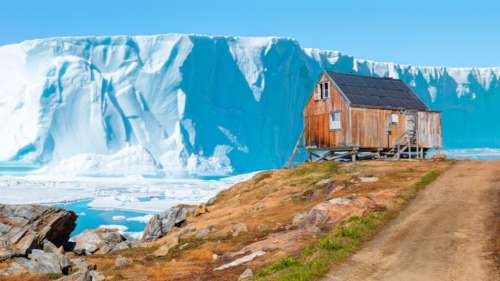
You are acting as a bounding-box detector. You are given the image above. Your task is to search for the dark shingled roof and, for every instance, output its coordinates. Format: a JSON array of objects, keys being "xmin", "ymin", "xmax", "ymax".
[{"xmin": 326, "ymin": 71, "xmax": 429, "ymax": 111}]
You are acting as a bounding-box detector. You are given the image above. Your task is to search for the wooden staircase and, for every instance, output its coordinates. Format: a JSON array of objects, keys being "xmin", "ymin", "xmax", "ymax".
[{"xmin": 386, "ymin": 130, "xmax": 418, "ymax": 159}]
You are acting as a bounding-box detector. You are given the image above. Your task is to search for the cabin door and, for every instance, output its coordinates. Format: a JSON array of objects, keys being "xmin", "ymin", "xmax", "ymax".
[{"xmin": 405, "ymin": 111, "xmax": 417, "ymax": 138}]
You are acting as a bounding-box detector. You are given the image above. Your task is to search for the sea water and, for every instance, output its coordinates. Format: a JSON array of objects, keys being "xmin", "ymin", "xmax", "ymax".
[{"xmin": 55, "ymin": 200, "xmax": 151, "ymax": 238}]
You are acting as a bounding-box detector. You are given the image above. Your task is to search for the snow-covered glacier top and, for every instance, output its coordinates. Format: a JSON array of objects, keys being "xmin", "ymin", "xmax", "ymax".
[{"xmin": 1, "ymin": 34, "xmax": 499, "ymax": 177}]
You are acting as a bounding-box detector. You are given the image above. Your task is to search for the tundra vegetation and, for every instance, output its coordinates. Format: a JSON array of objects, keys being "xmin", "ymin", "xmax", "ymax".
[{"xmin": 0, "ymin": 160, "xmax": 452, "ymax": 281}]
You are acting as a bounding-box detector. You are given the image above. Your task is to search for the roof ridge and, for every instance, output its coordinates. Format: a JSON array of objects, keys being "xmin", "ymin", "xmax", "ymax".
[{"xmin": 326, "ymin": 71, "xmax": 399, "ymax": 81}]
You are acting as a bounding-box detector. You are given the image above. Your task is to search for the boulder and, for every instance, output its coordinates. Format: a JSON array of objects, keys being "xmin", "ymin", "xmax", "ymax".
[
  {"xmin": 0, "ymin": 249, "xmax": 72, "ymax": 275},
  {"xmin": 71, "ymin": 228, "xmax": 126, "ymax": 255},
  {"xmin": 299, "ymin": 196, "xmax": 379, "ymax": 232},
  {"xmin": 109, "ymin": 240, "xmax": 139, "ymax": 253},
  {"xmin": 153, "ymin": 236, "xmax": 179, "ymax": 257},
  {"xmin": 142, "ymin": 206, "xmax": 195, "ymax": 242},
  {"xmin": 0, "ymin": 204, "xmax": 77, "ymax": 260}
]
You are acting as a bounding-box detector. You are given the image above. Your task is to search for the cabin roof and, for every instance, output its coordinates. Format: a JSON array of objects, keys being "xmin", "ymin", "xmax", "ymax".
[{"xmin": 326, "ymin": 71, "xmax": 429, "ymax": 111}]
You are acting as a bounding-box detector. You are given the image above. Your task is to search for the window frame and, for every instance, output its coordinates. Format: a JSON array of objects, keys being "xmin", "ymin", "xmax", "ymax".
[
  {"xmin": 329, "ymin": 111, "xmax": 342, "ymax": 131},
  {"xmin": 315, "ymin": 81, "xmax": 330, "ymax": 101},
  {"xmin": 391, "ymin": 112, "xmax": 399, "ymax": 123}
]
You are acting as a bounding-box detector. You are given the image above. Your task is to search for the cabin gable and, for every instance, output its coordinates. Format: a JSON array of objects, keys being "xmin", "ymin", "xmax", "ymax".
[{"xmin": 304, "ymin": 73, "xmax": 351, "ymax": 148}]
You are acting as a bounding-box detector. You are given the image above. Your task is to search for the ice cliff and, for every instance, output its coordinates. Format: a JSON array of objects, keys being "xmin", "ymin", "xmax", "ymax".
[{"xmin": 1, "ymin": 34, "xmax": 499, "ymax": 177}]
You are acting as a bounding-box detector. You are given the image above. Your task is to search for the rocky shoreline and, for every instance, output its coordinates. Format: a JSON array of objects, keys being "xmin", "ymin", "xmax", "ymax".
[{"xmin": 0, "ymin": 201, "xmax": 209, "ymax": 280}]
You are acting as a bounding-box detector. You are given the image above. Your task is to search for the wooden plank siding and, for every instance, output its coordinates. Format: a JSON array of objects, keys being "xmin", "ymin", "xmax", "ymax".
[
  {"xmin": 417, "ymin": 111, "xmax": 442, "ymax": 148},
  {"xmin": 350, "ymin": 107, "xmax": 406, "ymax": 148},
  {"xmin": 304, "ymin": 73, "xmax": 350, "ymax": 148}
]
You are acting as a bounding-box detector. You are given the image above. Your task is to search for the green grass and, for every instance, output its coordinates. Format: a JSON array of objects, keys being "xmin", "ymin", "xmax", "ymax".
[
  {"xmin": 288, "ymin": 162, "xmax": 340, "ymax": 178},
  {"xmin": 254, "ymin": 170, "xmax": 442, "ymax": 281}
]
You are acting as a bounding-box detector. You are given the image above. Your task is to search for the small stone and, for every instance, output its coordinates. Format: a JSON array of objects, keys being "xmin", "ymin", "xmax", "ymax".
[
  {"xmin": 114, "ymin": 255, "xmax": 132, "ymax": 267},
  {"xmin": 90, "ymin": 270, "xmax": 106, "ymax": 281},
  {"xmin": 56, "ymin": 268, "xmax": 93, "ymax": 281},
  {"xmin": 238, "ymin": 268, "xmax": 254, "ymax": 280},
  {"xmin": 212, "ymin": 253, "xmax": 219, "ymax": 261},
  {"xmin": 432, "ymin": 153, "xmax": 447, "ymax": 161},
  {"xmin": 109, "ymin": 241, "xmax": 133, "ymax": 253},
  {"xmin": 292, "ymin": 212, "xmax": 306, "ymax": 226},
  {"xmin": 71, "ymin": 258, "xmax": 97, "ymax": 271},
  {"xmin": 359, "ymin": 176, "xmax": 378, "ymax": 183},
  {"xmin": 195, "ymin": 204, "xmax": 208, "ymax": 216},
  {"xmin": 316, "ymin": 178, "xmax": 333, "ymax": 187},
  {"xmin": 254, "ymin": 202, "xmax": 266, "ymax": 211},
  {"xmin": 214, "ymin": 251, "xmax": 266, "ymax": 271},
  {"xmin": 230, "ymin": 223, "xmax": 248, "ymax": 237},
  {"xmin": 175, "ymin": 225, "xmax": 197, "ymax": 238},
  {"xmin": 257, "ymin": 225, "xmax": 271, "ymax": 233}
]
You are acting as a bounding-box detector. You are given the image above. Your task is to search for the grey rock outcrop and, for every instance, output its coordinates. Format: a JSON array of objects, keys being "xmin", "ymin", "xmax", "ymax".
[
  {"xmin": 0, "ymin": 204, "xmax": 77, "ymax": 261},
  {"xmin": 142, "ymin": 206, "xmax": 195, "ymax": 242},
  {"xmin": 0, "ymin": 249, "xmax": 72, "ymax": 275},
  {"xmin": 71, "ymin": 228, "xmax": 126, "ymax": 255}
]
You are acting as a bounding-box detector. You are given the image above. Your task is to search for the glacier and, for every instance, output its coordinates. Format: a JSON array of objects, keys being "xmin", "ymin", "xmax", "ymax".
[{"xmin": 1, "ymin": 34, "xmax": 500, "ymax": 177}]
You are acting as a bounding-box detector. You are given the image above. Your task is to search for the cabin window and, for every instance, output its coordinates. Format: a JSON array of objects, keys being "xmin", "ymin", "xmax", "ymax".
[
  {"xmin": 329, "ymin": 111, "xmax": 342, "ymax": 130},
  {"xmin": 391, "ymin": 113, "xmax": 399, "ymax": 123},
  {"xmin": 315, "ymin": 81, "xmax": 329, "ymax": 101},
  {"xmin": 321, "ymin": 82, "xmax": 329, "ymax": 99}
]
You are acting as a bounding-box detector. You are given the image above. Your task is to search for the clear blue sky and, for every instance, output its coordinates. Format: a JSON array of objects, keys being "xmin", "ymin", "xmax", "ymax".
[{"xmin": 1, "ymin": 0, "xmax": 499, "ymax": 67}]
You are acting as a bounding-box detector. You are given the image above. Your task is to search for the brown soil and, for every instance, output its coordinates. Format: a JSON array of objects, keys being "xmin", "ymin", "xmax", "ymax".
[
  {"xmin": 0, "ymin": 160, "xmax": 451, "ymax": 281},
  {"xmin": 322, "ymin": 160, "xmax": 500, "ymax": 281}
]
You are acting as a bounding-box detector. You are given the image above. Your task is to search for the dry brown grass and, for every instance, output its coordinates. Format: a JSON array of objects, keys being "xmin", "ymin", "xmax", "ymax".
[{"xmin": 0, "ymin": 160, "xmax": 452, "ymax": 281}]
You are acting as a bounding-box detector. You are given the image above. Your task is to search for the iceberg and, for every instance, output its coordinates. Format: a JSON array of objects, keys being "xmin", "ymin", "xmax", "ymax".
[{"xmin": 1, "ymin": 34, "xmax": 499, "ymax": 176}]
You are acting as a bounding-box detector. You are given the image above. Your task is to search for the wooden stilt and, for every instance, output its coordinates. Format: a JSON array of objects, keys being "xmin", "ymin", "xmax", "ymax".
[{"xmin": 286, "ymin": 129, "xmax": 304, "ymax": 168}]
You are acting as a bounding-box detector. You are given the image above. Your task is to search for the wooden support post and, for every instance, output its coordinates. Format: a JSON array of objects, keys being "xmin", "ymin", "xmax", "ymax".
[
  {"xmin": 286, "ymin": 130, "xmax": 304, "ymax": 168},
  {"xmin": 352, "ymin": 148, "xmax": 358, "ymax": 163}
]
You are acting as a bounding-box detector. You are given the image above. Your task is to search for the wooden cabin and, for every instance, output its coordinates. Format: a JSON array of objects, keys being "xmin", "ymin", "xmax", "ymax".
[{"xmin": 302, "ymin": 71, "xmax": 442, "ymax": 161}]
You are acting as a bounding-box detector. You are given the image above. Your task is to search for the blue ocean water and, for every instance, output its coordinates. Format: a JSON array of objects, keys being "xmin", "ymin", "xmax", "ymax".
[{"xmin": 55, "ymin": 200, "xmax": 151, "ymax": 237}]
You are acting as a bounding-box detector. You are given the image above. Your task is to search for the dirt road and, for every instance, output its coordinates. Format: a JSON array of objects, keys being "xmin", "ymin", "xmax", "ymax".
[{"xmin": 322, "ymin": 160, "xmax": 499, "ymax": 281}]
